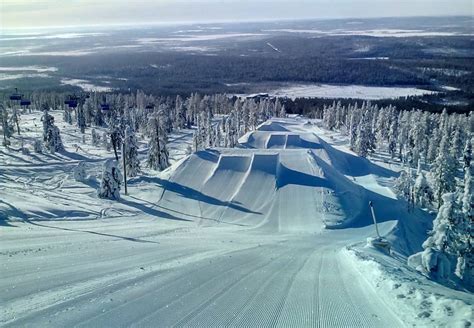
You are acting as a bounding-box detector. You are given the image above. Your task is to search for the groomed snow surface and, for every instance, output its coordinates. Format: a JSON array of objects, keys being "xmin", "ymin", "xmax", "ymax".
[{"xmin": 1, "ymin": 114, "xmax": 472, "ymax": 327}]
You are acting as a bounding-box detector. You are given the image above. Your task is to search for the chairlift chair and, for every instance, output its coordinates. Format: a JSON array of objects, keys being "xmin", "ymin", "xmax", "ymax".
[
  {"xmin": 20, "ymin": 99, "xmax": 31, "ymax": 107},
  {"xmin": 10, "ymin": 88, "xmax": 23, "ymax": 101}
]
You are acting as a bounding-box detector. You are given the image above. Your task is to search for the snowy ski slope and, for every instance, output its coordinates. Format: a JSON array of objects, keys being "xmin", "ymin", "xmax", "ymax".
[{"xmin": 1, "ymin": 115, "xmax": 472, "ymax": 327}]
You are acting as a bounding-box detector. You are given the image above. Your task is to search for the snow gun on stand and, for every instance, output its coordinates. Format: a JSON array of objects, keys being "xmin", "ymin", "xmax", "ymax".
[{"xmin": 366, "ymin": 201, "xmax": 391, "ymax": 254}]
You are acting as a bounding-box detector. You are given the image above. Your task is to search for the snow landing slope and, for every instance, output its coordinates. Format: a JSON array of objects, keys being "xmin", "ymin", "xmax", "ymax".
[{"xmin": 156, "ymin": 120, "xmax": 366, "ymax": 232}]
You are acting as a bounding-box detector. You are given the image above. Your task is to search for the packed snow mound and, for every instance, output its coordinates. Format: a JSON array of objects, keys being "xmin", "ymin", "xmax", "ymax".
[
  {"xmin": 157, "ymin": 147, "xmax": 366, "ymax": 232},
  {"xmin": 256, "ymin": 121, "xmax": 289, "ymax": 131},
  {"xmin": 240, "ymin": 131, "xmax": 323, "ymax": 150}
]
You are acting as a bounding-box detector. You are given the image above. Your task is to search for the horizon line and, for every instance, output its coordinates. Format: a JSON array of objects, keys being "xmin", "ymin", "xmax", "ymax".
[{"xmin": 2, "ymin": 14, "xmax": 472, "ymax": 32}]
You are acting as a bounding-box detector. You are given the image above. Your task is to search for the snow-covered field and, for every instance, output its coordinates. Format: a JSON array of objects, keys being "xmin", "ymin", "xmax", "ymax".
[
  {"xmin": 242, "ymin": 84, "xmax": 438, "ymax": 100},
  {"xmin": 60, "ymin": 79, "xmax": 114, "ymax": 92},
  {"xmin": 1, "ymin": 112, "xmax": 472, "ymax": 326},
  {"xmin": 264, "ymin": 29, "xmax": 472, "ymax": 37}
]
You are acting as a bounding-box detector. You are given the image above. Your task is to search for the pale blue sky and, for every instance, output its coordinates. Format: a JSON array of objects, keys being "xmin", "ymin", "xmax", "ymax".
[{"xmin": 1, "ymin": 0, "xmax": 472, "ymax": 29}]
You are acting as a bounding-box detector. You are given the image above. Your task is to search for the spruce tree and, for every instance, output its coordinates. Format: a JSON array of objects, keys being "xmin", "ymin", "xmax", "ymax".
[
  {"xmin": 41, "ymin": 106, "xmax": 63, "ymax": 153},
  {"xmin": 147, "ymin": 111, "xmax": 170, "ymax": 171},
  {"xmin": 457, "ymin": 163, "xmax": 473, "ymax": 288},
  {"xmin": 432, "ymin": 131, "xmax": 457, "ymax": 207},
  {"xmin": 123, "ymin": 126, "xmax": 141, "ymax": 177},
  {"xmin": 98, "ymin": 159, "xmax": 122, "ymax": 200}
]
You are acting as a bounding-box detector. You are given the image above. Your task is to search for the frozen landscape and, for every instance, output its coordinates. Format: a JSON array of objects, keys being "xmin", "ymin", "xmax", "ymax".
[
  {"xmin": 1, "ymin": 2, "xmax": 473, "ymax": 327},
  {"xmin": 1, "ymin": 104, "xmax": 472, "ymax": 327}
]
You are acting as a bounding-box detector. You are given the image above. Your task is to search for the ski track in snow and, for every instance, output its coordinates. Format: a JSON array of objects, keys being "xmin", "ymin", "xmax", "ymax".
[{"xmin": 1, "ymin": 220, "xmax": 403, "ymax": 327}]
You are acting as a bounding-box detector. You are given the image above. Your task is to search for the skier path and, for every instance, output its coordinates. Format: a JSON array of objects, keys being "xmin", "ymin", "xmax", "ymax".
[{"xmin": 1, "ymin": 218, "xmax": 403, "ymax": 327}]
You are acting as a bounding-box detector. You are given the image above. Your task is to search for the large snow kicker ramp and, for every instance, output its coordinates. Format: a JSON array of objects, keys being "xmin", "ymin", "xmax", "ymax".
[
  {"xmin": 157, "ymin": 146, "xmax": 365, "ymax": 232},
  {"xmin": 240, "ymin": 131, "xmax": 323, "ymax": 150}
]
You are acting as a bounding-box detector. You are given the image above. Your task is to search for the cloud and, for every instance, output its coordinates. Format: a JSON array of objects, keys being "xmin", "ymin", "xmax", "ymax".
[{"xmin": 1, "ymin": 0, "xmax": 472, "ymax": 29}]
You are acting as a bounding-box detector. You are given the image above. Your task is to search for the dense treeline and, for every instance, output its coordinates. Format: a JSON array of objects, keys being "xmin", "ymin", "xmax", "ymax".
[
  {"xmin": 317, "ymin": 101, "xmax": 473, "ymax": 288},
  {"xmin": 281, "ymin": 94, "xmax": 473, "ymax": 115}
]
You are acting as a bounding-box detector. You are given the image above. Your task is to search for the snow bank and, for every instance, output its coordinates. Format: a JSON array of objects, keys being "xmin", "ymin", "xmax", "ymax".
[{"xmin": 343, "ymin": 247, "xmax": 473, "ymax": 327}]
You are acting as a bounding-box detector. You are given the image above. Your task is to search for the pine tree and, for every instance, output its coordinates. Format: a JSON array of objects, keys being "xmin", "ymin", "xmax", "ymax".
[
  {"xmin": 457, "ymin": 163, "xmax": 473, "ymax": 288},
  {"xmin": 349, "ymin": 111, "xmax": 358, "ymax": 151},
  {"xmin": 73, "ymin": 161, "xmax": 87, "ymax": 182},
  {"xmin": 77, "ymin": 104, "xmax": 86, "ymax": 134},
  {"xmin": 41, "ymin": 106, "xmax": 63, "ymax": 153},
  {"xmin": 83, "ymin": 98, "xmax": 94, "ymax": 125},
  {"xmin": 432, "ymin": 131, "xmax": 457, "ymax": 207},
  {"xmin": 11, "ymin": 107, "xmax": 21, "ymax": 135},
  {"xmin": 91, "ymin": 128, "xmax": 100, "ymax": 146},
  {"xmin": 354, "ymin": 111, "xmax": 371, "ymax": 158},
  {"xmin": 463, "ymin": 137, "xmax": 472, "ymax": 170},
  {"xmin": 0, "ymin": 104, "xmax": 11, "ymax": 146},
  {"xmin": 108, "ymin": 120, "xmax": 122, "ymax": 161},
  {"xmin": 421, "ymin": 193, "xmax": 460, "ymax": 279},
  {"xmin": 147, "ymin": 111, "xmax": 170, "ymax": 171},
  {"xmin": 63, "ymin": 108, "xmax": 73, "ymax": 125},
  {"xmin": 413, "ymin": 162, "xmax": 433, "ymax": 208},
  {"xmin": 279, "ymin": 104, "xmax": 287, "ymax": 118},
  {"xmin": 388, "ymin": 111, "xmax": 399, "ymax": 159},
  {"xmin": 98, "ymin": 159, "xmax": 122, "ymax": 200},
  {"xmin": 394, "ymin": 166, "xmax": 415, "ymax": 209},
  {"xmin": 33, "ymin": 139, "xmax": 43, "ymax": 153},
  {"xmin": 123, "ymin": 127, "xmax": 141, "ymax": 177}
]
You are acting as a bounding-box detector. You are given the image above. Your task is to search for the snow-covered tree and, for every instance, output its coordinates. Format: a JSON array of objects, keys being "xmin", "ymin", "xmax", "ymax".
[
  {"xmin": 91, "ymin": 129, "xmax": 100, "ymax": 146},
  {"xmin": 147, "ymin": 111, "xmax": 170, "ymax": 171},
  {"xmin": 174, "ymin": 95, "xmax": 186, "ymax": 130},
  {"xmin": 109, "ymin": 125, "xmax": 122, "ymax": 161},
  {"xmin": 33, "ymin": 139, "xmax": 43, "ymax": 153},
  {"xmin": 73, "ymin": 161, "xmax": 87, "ymax": 182},
  {"xmin": 463, "ymin": 137, "xmax": 472, "ymax": 171},
  {"xmin": 0, "ymin": 104, "xmax": 11, "ymax": 146},
  {"xmin": 83, "ymin": 98, "xmax": 95, "ymax": 125},
  {"xmin": 457, "ymin": 163, "xmax": 473, "ymax": 288},
  {"xmin": 349, "ymin": 111, "xmax": 359, "ymax": 151},
  {"xmin": 11, "ymin": 107, "xmax": 21, "ymax": 135},
  {"xmin": 77, "ymin": 104, "xmax": 86, "ymax": 134},
  {"xmin": 279, "ymin": 104, "xmax": 287, "ymax": 118},
  {"xmin": 413, "ymin": 163, "xmax": 433, "ymax": 208},
  {"xmin": 421, "ymin": 193, "xmax": 460, "ymax": 279},
  {"xmin": 98, "ymin": 159, "xmax": 122, "ymax": 200},
  {"xmin": 41, "ymin": 107, "xmax": 63, "ymax": 153},
  {"xmin": 122, "ymin": 127, "xmax": 141, "ymax": 177},
  {"xmin": 388, "ymin": 111, "xmax": 399, "ymax": 159},
  {"xmin": 102, "ymin": 131, "xmax": 111, "ymax": 151},
  {"xmin": 432, "ymin": 131, "xmax": 457, "ymax": 207},
  {"xmin": 394, "ymin": 167, "xmax": 415, "ymax": 211},
  {"xmin": 354, "ymin": 111, "xmax": 371, "ymax": 158}
]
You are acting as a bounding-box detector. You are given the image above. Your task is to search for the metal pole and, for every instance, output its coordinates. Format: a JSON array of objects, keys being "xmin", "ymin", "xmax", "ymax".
[
  {"xmin": 369, "ymin": 201, "xmax": 381, "ymax": 238},
  {"xmin": 122, "ymin": 141, "xmax": 128, "ymax": 195}
]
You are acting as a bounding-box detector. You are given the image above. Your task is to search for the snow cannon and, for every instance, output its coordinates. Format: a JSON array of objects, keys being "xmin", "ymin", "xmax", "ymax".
[{"xmin": 367, "ymin": 201, "xmax": 391, "ymax": 254}]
